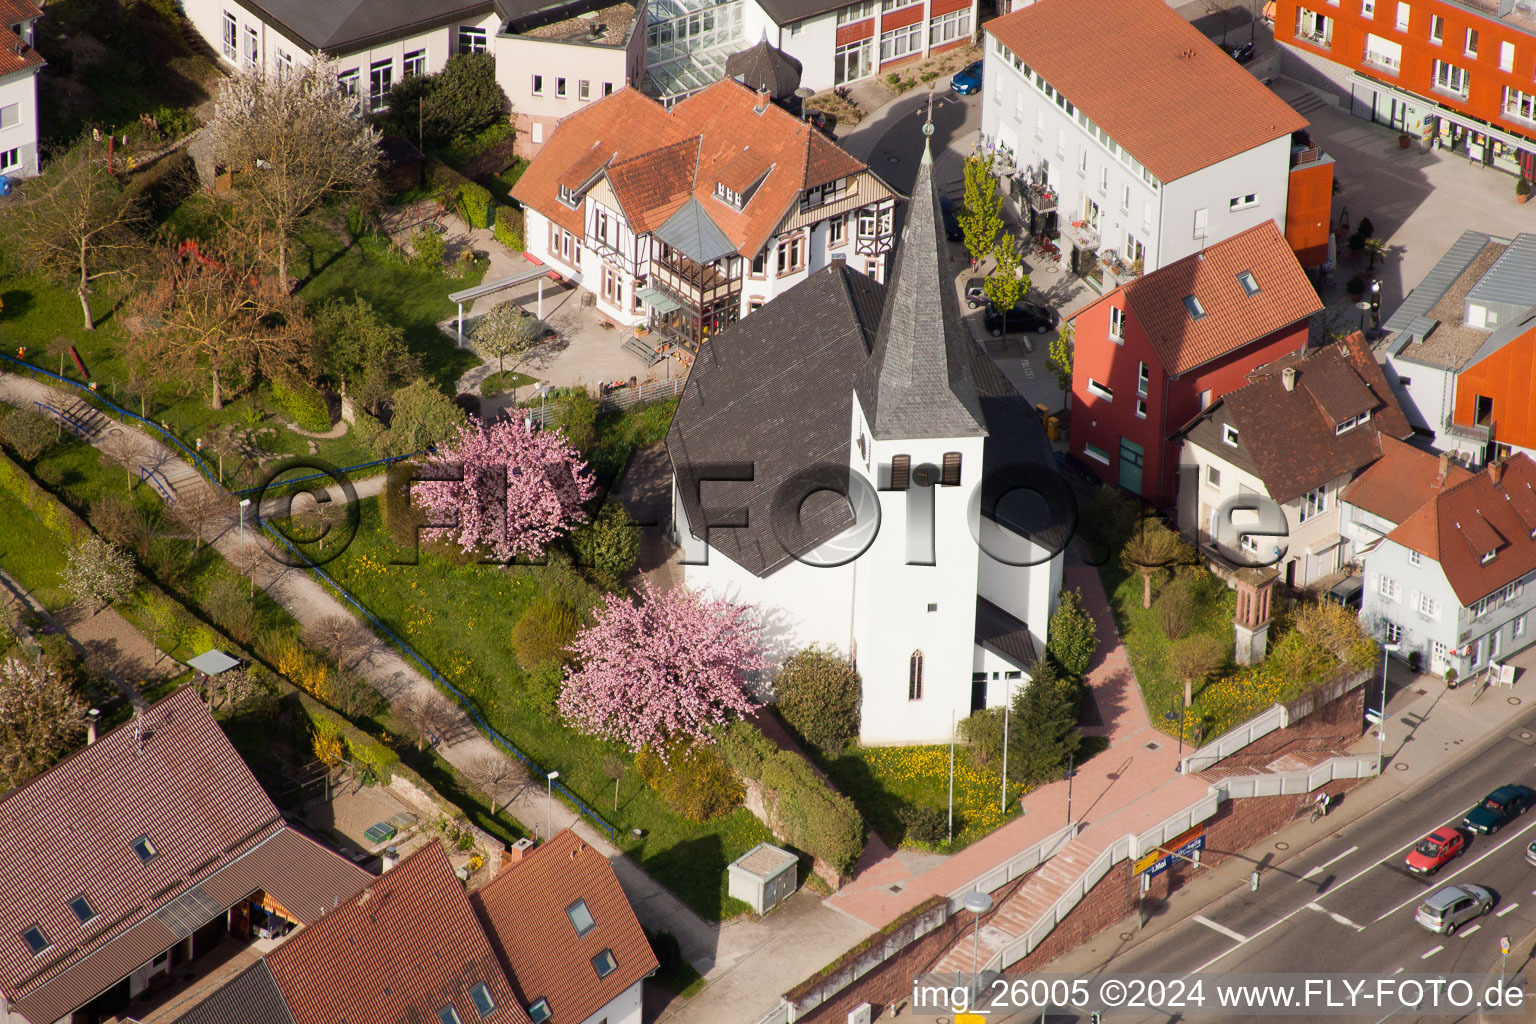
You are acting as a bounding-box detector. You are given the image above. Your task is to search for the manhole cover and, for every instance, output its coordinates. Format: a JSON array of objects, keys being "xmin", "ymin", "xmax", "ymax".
[
  {"xmin": 1395, "ymin": 762, "xmax": 1410, "ymax": 771},
  {"xmin": 1275, "ymin": 841, "xmax": 1290, "ymax": 850},
  {"xmin": 1146, "ymin": 742, "xmax": 1161, "ymax": 750},
  {"xmin": 887, "ymin": 156, "xmax": 901, "ymax": 164},
  {"xmin": 1415, "ymin": 689, "xmax": 1428, "ymax": 695},
  {"xmin": 889, "ymin": 884, "xmax": 903, "ymax": 893},
  {"xmin": 1120, "ymin": 932, "xmax": 1135, "ymax": 941},
  {"xmin": 1512, "ymin": 697, "xmax": 1523, "ymax": 706},
  {"xmin": 1511, "ymin": 728, "xmax": 1536, "ymax": 746}
]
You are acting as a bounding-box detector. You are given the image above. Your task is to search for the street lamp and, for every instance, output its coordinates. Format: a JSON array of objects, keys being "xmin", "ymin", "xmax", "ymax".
[
  {"xmin": 1163, "ymin": 704, "xmax": 1186, "ymax": 759},
  {"xmin": 535, "ymin": 382, "xmax": 553, "ymax": 428},
  {"xmin": 546, "ymin": 769, "xmax": 560, "ymax": 841},
  {"xmin": 1378, "ymin": 640, "xmax": 1400, "ymax": 771},
  {"xmin": 239, "ymin": 497, "xmax": 251, "ymax": 548},
  {"xmin": 962, "ymin": 891, "xmax": 993, "ymax": 993}
]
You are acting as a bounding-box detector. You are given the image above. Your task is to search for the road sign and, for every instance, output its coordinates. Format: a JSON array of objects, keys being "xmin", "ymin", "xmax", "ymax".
[
  {"xmin": 1502, "ymin": 936, "xmax": 1512, "ymax": 955},
  {"xmin": 1137, "ymin": 826, "xmax": 1206, "ymax": 875},
  {"xmin": 1144, "ymin": 834, "xmax": 1206, "ymax": 877}
]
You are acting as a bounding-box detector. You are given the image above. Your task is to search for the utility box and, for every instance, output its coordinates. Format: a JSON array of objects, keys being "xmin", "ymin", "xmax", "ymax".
[{"xmin": 726, "ymin": 842, "xmax": 798, "ymax": 914}]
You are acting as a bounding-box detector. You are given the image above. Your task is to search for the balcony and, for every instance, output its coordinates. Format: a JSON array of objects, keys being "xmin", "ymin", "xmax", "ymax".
[
  {"xmin": 1297, "ymin": 27, "xmax": 1333, "ymax": 46},
  {"xmin": 1363, "ymin": 49, "xmax": 1401, "ymax": 72},
  {"xmin": 1097, "ymin": 247, "xmax": 1143, "ymax": 284},
  {"xmin": 1024, "ymin": 182, "xmax": 1058, "ymax": 213},
  {"xmin": 1444, "ymin": 415, "xmax": 1492, "ymax": 443},
  {"xmin": 1061, "ymin": 219, "xmax": 1100, "ymax": 252}
]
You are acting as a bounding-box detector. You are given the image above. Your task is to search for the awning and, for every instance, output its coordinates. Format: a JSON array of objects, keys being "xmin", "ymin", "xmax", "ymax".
[
  {"xmin": 636, "ymin": 286, "xmax": 682, "ymax": 314},
  {"xmin": 1305, "ymin": 534, "xmax": 1344, "ymax": 556},
  {"xmin": 186, "ymin": 649, "xmax": 240, "ymax": 675}
]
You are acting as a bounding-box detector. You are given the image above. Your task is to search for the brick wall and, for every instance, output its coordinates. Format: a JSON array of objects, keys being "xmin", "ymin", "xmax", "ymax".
[{"xmin": 1213, "ymin": 687, "xmax": 1365, "ymax": 769}]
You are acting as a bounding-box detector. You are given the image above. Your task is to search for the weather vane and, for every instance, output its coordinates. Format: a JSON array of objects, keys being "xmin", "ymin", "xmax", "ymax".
[{"xmin": 923, "ymin": 91, "xmax": 935, "ymax": 137}]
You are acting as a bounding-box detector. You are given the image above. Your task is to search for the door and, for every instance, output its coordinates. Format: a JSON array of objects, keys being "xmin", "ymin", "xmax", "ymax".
[
  {"xmin": 1118, "ymin": 438, "xmax": 1144, "ymax": 495},
  {"xmin": 971, "ymin": 673, "xmax": 988, "ymax": 713},
  {"xmin": 1431, "ymin": 640, "xmax": 1450, "ymax": 676}
]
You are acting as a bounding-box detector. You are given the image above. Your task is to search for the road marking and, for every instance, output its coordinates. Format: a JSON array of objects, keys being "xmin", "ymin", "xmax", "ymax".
[
  {"xmin": 1499, "ymin": 903, "xmax": 1521, "ymax": 917},
  {"xmin": 1462, "ymin": 924, "xmax": 1482, "ymax": 937},
  {"xmin": 1305, "ymin": 902, "xmax": 1366, "ymax": 931},
  {"xmin": 1423, "ymin": 946, "xmax": 1444, "ymax": 959},
  {"xmin": 1301, "ymin": 846, "xmax": 1359, "ymax": 880},
  {"xmin": 1192, "ymin": 915, "xmax": 1248, "ymax": 944},
  {"xmin": 1373, "ymin": 815, "xmax": 1536, "ymax": 924}
]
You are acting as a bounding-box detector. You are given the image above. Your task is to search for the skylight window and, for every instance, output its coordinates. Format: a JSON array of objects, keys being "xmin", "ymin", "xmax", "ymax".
[
  {"xmin": 469, "ymin": 984, "xmax": 496, "ymax": 1018},
  {"xmin": 592, "ymin": 948, "xmax": 619, "ymax": 978},
  {"xmin": 69, "ymin": 896, "xmax": 96, "ymax": 925},
  {"xmin": 131, "ymin": 836, "xmax": 158, "ymax": 864},
  {"xmin": 1237, "ymin": 271, "xmax": 1260, "ymax": 296},
  {"xmin": 1183, "ymin": 295, "xmax": 1207, "ymax": 320},
  {"xmin": 438, "ymin": 1006, "xmax": 464, "ymax": 1024},
  {"xmin": 566, "ymin": 898, "xmax": 596, "ymax": 936},
  {"xmin": 22, "ymin": 926, "xmax": 50, "ymax": 955},
  {"xmin": 528, "ymin": 998, "xmax": 552, "ymax": 1023}
]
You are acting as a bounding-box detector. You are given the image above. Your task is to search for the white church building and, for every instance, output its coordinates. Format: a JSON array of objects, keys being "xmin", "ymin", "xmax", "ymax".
[{"xmin": 665, "ymin": 131, "xmax": 1066, "ymax": 745}]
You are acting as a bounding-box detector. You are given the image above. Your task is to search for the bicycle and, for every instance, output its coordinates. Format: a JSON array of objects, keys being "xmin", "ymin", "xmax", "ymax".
[{"xmin": 1309, "ymin": 794, "xmax": 1332, "ymax": 823}]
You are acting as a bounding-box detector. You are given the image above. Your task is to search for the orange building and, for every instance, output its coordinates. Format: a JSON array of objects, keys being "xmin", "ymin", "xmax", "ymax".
[
  {"xmin": 1275, "ymin": 0, "xmax": 1536, "ymax": 178},
  {"xmin": 1453, "ymin": 319, "xmax": 1536, "ymax": 452}
]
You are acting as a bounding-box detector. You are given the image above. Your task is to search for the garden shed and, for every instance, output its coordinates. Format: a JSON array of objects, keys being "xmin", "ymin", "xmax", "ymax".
[{"xmin": 727, "ymin": 842, "xmax": 798, "ymax": 914}]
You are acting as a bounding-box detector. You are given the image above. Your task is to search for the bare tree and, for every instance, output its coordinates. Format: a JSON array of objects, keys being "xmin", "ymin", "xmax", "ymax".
[
  {"xmin": 229, "ymin": 540, "xmax": 268, "ymax": 596},
  {"xmin": 1, "ymin": 136, "xmax": 147, "ymax": 330},
  {"xmin": 1169, "ymin": 634, "xmax": 1228, "ymax": 708},
  {"xmin": 205, "ymin": 665, "xmax": 263, "ymax": 713},
  {"xmin": 304, "ymin": 614, "xmax": 373, "ymax": 666},
  {"xmin": 98, "ymin": 430, "xmax": 144, "ymax": 494},
  {"xmin": 0, "ymin": 409, "xmax": 61, "ymax": 461},
  {"xmin": 603, "ymin": 754, "xmax": 625, "ymax": 813},
  {"xmin": 461, "ymin": 753, "xmax": 527, "ymax": 815},
  {"xmin": 1120, "ymin": 518, "xmax": 1188, "ymax": 609},
  {"xmin": 0, "ymin": 656, "xmax": 90, "ymax": 790},
  {"xmin": 209, "ymin": 56, "xmax": 381, "ymax": 285},
  {"xmin": 400, "ymin": 690, "xmax": 456, "ymax": 751},
  {"xmin": 170, "ymin": 486, "xmax": 234, "ymax": 552}
]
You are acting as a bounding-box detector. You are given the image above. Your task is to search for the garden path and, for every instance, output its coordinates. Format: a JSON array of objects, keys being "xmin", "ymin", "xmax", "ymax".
[
  {"xmin": 0, "ymin": 371, "xmax": 726, "ymax": 973},
  {"xmin": 0, "ymin": 567, "xmax": 150, "ymax": 708}
]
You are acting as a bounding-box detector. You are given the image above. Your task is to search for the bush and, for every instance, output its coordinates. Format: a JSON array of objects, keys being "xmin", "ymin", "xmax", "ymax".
[
  {"xmin": 204, "ymin": 577, "xmax": 255, "ymax": 645},
  {"xmin": 332, "ymin": 666, "xmax": 389, "ymax": 718},
  {"xmin": 636, "ymin": 740, "xmax": 744, "ymax": 823},
  {"xmin": 411, "ymin": 226, "xmax": 447, "ymax": 269},
  {"xmin": 0, "ymin": 409, "xmax": 59, "ymax": 461},
  {"xmin": 388, "ymin": 52, "xmax": 507, "ymax": 147},
  {"xmin": 773, "ymin": 646, "xmax": 860, "ymax": 754},
  {"xmin": 1047, "ymin": 588, "xmax": 1097, "ymax": 679},
  {"xmin": 1157, "ymin": 577, "xmax": 1197, "ymax": 640},
  {"xmin": 456, "ymin": 181, "xmax": 493, "ymax": 230},
  {"xmin": 959, "ymin": 706, "xmax": 1005, "ymax": 766},
  {"xmin": 1518, "ymin": 177, "xmax": 1532, "ymax": 198},
  {"xmin": 272, "ymin": 377, "xmax": 332, "ymax": 432},
  {"xmin": 493, "ymin": 206, "xmax": 524, "ymax": 251},
  {"xmin": 896, "ymin": 805, "xmax": 949, "ymax": 845},
  {"xmin": 515, "ymin": 660, "xmax": 565, "ymax": 720},
  {"xmin": 380, "ymin": 468, "xmax": 428, "ymax": 548},
  {"xmin": 556, "ymin": 386, "xmax": 600, "ymax": 453},
  {"xmin": 89, "ymin": 493, "xmax": 141, "ymax": 550},
  {"xmin": 511, "ymin": 596, "xmax": 580, "ymax": 669},
  {"xmin": 1358, "ymin": 217, "xmax": 1375, "ymax": 239},
  {"xmin": 569, "ymin": 500, "xmax": 640, "ymax": 589},
  {"xmin": 348, "ymin": 738, "xmax": 399, "ymax": 785}
]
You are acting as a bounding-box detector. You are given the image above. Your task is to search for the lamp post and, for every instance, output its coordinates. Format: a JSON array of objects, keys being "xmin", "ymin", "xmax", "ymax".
[
  {"xmin": 1163, "ymin": 704, "xmax": 1186, "ymax": 758},
  {"xmin": 1065, "ymin": 752, "xmax": 1076, "ymax": 825},
  {"xmin": 1370, "ymin": 279, "xmax": 1382, "ymax": 334},
  {"xmin": 1378, "ymin": 640, "xmax": 1400, "ymax": 771},
  {"xmin": 239, "ymin": 497, "xmax": 251, "ymax": 549},
  {"xmin": 535, "ymin": 382, "xmax": 553, "ymax": 428},
  {"xmin": 546, "ymin": 769, "xmax": 560, "ymax": 841},
  {"xmin": 963, "ymin": 891, "xmax": 993, "ymax": 995}
]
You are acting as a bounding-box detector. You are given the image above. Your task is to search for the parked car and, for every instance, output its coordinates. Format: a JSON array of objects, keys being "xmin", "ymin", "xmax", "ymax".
[
  {"xmin": 1525, "ymin": 838, "xmax": 1536, "ymax": 867},
  {"xmin": 1465, "ymin": 784, "xmax": 1536, "ymax": 834},
  {"xmin": 1230, "ymin": 41, "xmax": 1257, "ymax": 64},
  {"xmin": 951, "ymin": 61, "xmax": 983, "ymax": 95},
  {"xmin": 1415, "ymin": 884, "xmax": 1494, "ymax": 934},
  {"xmin": 1324, "ymin": 575, "xmax": 1363, "ymax": 611},
  {"xmin": 984, "ymin": 299, "xmax": 1059, "ymax": 337},
  {"xmin": 1404, "ymin": 827, "xmax": 1466, "ymax": 876},
  {"xmin": 805, "ymin": 109, "xmax": 834, "ymax": 138},
  {"xmin": 1054, "ymin": 450, "xmax": 1102, "ymax": 488},
  {"xmin": 939, "ymin": 196, "xmax": 964, "ymax": 243}
]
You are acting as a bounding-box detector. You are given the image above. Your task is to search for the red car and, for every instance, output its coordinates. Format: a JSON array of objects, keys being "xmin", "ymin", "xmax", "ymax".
[{"xmin": 1405, "ymin": 827, "xmax": 1466, "ymax": 876}]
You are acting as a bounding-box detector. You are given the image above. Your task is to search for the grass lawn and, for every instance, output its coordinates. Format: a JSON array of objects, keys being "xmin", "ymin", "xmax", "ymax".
[
  {"xmin": 480, "ymin": 370, "xmax": 537, "ymax": 396},
  {"xmin": 0, "ymin": 485, "xmax": 72, "ymax": 607},
  {"xmin": 819, "ymin": 744, "xmax": 1023, "ymax": 851}
]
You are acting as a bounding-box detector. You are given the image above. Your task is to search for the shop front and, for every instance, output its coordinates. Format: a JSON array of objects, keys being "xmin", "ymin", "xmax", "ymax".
[{"xmin": 1348, "ymin": 73, "xmax": 1536, "ymax": 178}]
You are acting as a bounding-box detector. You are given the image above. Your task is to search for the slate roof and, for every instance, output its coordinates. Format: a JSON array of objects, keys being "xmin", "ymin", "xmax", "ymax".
[
  {"xmin": 854, "ymin": 140, "xmax": 986, "ymax": 440},
  {"xmin": 225, "ymin": 0, "xmax": 491, "ymax": 52},
  {"xmin": 1108, "ymin": 221, "xmax": 1321, "ymax": 376},
  {"xmin": 471, "ymin": 830, "xmax": 658, "ymax": 1024},
  {"xmin": 975, "ymin": 597, "xmax": 1039, "ymax": 669},
  {"xmin": 515, "ymin": 78, "xmax": 889, "ymax": 258},
  {"xmin": 1181, "ymin": 334, "xmax": 1412, "ymax": 504},
  {"xmin": 725, "ymin": 38, "xmax": 802, "ymax": 99},
  {"xmin": 1388, "ymin": 455, "xmax": 1536, "ymax": 605},
  {"xmin": 1341, "ymin": 435, "xmax": 1473, "ymax": 528},
  {"xmin": 654, "ymin": 197, "xmax": 739, "ymax": 264},
  {"xmin": 986, "ymin": 0, "xmax": 1307, "ymax": 183},
  {"xmin": 0, "ymin": 688, "xmax": 284, "ymax": 1013}
]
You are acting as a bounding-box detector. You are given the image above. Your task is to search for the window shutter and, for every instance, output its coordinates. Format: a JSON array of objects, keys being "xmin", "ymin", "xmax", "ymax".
[
  {"xmin": 941, "ymin": 452, "xmax": 962, "ymax": 486},
  {"xmin": 890, "ymin": 455, "xmax": 911, "ymax": 490}
]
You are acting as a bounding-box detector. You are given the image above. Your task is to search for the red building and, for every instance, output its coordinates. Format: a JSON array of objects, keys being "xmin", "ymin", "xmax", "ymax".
[
  {"xmin": 1276, "ymin": 0, "xmax": 1536, "ymax": 177},
  {"xmin": 1068, "ymin": 221, "xmax": 1323, "ymax": 505}
]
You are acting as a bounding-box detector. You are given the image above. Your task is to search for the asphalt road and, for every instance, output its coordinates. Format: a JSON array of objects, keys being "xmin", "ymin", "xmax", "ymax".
[
  {"xmin": 855, "ymin": 88, "xmax": 980, "ymax": 197},
  {"xmin": 981, "ymin": 705, "xmax": 1536, "ymax": 1023}
]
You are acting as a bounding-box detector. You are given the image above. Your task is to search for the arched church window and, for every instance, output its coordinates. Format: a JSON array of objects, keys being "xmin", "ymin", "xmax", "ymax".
[{"xmin": 908, "ymin": 651, "xmax": 924, "ymax": 701}]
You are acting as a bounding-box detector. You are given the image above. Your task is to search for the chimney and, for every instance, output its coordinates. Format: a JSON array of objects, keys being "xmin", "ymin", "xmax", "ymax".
[
  {"xmin": 382, "ymin": 846, "xmax": 399, "ymax": 871},
  {"xmin": 1437, "ymin": 451, "xmax": 1453, "ymax": 486},
  {"xmin": 1282, "ymin": 366, "xmax": 1297, "ymax": 392},
  {"xmin": 501, "ymin": 838, "xmax": 535, "ymax": 869},
  {"xmin": 1490, "ymin": 459, "xmax": 1505, "ymax": 486},
  {"xmin": 754, "ymin": 84, "xmax": 770, "ymax": 114},
  {"xmin": 86, "ymin": 708, "xmax": 100, "ymax": 745}
]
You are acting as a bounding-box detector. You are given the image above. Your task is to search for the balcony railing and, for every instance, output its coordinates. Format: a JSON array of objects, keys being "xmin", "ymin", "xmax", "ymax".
[
  {"xmin": 1061, "ymin": 219, "xmax": 1100, "ymax": 252},
  {"xmin": 1364, "ymin": 49, "xmax": 1401, "ymax": 71},
  {"xmin": 1024, "ymin": 182, "xmax": 1058, "ymax": 213},
  {"xmin": 1296, "ymin": 27, "xmax": 1333, "ymax": 46},
  {"xmin": 1444, "ymin": 415, "xmax": 1492, "ymax": 443},
  {"xmin": 1097, "ymin": 248, "xmax": 1142, "ymax": 282}
]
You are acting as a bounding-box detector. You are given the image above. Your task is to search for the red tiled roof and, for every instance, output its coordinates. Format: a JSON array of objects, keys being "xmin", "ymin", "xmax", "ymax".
[
  {"xmin": 1341, "ymin": 435, "xmax": 1473, "ymax": 527},
  {"xmin": 514, "ymin": 78, "xmax": 887, "ymax": 260},
  {"xmin": 0, "ymin": 687, "xmax": 284, "ymax": 1006},
  {"xmin": 266, "ymin": 841, "xmax": 532, "ymax": 1024},
  {"xmin": 987, "ymin": 0, "xmax": 1307, "ymax": 182},
  {"xmin": 471, "ymin": 830, "xmax": 658, "ymax": 1024},
  {"xmin": 0, "ymin": 23, "xmax": 45, "ymax": 78},
  {"xmin": 0, "ymin": 0, "xmax": 42, "ymax": 21},
  {"xmin": 1113, "ymin": 222, "xmax": 1321, "ymax": 375},
  {"xmin": 1387, "ymin": 454, "xmax": 1536, "ymax": 605}
]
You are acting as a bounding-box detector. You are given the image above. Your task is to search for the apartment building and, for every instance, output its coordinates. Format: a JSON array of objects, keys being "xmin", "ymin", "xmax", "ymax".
[{"xmin": 0, "ymin": 0, "xmax": 44, "ymax": 180}]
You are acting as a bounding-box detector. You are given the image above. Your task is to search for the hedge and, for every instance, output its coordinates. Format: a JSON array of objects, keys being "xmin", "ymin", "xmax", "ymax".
[
  {"xmin": 0, "ymin": 452, "xmax": 86, "ymax": 541},
  {"xmin": 492, "ymin": 205, "xmax": 524, "ymax": 252},
  {"xmin": 272, "ymin": 378, "xmax": 332, "ymax": 432},
  {"xmin": 720, "ymin": 722, "xmax": 865, "ymax": 875},
  {"xmin": 425, "ymin": 158, "xmax": 492, "ymax": 229}
]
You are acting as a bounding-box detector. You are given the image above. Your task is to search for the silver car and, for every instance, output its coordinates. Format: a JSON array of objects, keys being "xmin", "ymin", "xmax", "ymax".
[
  {"xmin": 1415, "ymin": 884, "xmax": 1495, "ymax": 934},
  {"xmin": 1526, "ymin": 840, "xmax": 1536, "ymax": 867}
]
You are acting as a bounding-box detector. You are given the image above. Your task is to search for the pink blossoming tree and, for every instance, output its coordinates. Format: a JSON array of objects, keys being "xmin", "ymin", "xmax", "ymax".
[
  {"xmin": 558, "ymin": 582, "xmax": 768, "ymax": 753},
  {"xmin": 414, "ymin": 417, "xmax": 597, "ymax": 562}
]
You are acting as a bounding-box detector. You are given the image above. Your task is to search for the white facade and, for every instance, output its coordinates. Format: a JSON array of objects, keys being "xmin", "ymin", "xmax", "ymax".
[
  {"xmin": 577, "ymin": 979, "xmax": 644, "ymax": 1024},
  {"xmin": 0, "ymin": 12, "xmax": 42, "ymax": 179},
  {"xmin": 981, "ymin": 32, "xmax": 1293, "ymax": 279}
]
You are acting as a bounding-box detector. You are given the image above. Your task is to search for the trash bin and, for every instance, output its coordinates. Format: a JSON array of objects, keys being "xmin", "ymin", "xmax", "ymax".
[
  {"xmin": 0, "ymin": 176, "xmax": 11, "ymax": 197},
  {"xmin": 1034, "ymin": 402, "xmax": 1050, "ymax": 423},
  {"xmin": 1046, "ymin": 415, "xmax": 1061, "ymax": 441}
]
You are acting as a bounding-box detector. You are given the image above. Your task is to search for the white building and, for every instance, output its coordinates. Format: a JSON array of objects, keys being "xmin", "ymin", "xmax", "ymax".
[
  {"xmin": 980, "ymin": 0, "xmax": 1317, "ymax": 291},
  {"xmin": 513, "ymin": 77, "xmax": 897, "ymax": 358},
  {"xmin": 665, "ymin": 134, "xmax": 1064, "ymax": 745},
  {"xmin": 0, "ymin": 0, "xmax": 44, "ymax": 180}
]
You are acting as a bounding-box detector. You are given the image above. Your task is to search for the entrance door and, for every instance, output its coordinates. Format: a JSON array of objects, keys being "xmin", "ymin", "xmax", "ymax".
[
  {"xmin": 1430, "ymin": 640, "xmax": 1450, "ymax": 676},
  {"xmin": 971, "ymin": 673, "xmax": 988, "ymax": 713},
  {"xmin": 1118, "ymin": 438, "xmax": 1144, "ymax": 494}
]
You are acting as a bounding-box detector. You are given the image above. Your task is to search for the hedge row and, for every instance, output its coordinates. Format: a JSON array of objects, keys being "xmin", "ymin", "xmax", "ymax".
[
  {"xmin": 720, "ymin": 722, "xmax": 865, "ymax": 875},
  {"xmin": 427, "ymin": 158, "xmax": 493, "ymax": 229},
  {"xmin": 0, "ymin": 451, "xmax": 86, "ymax": 540},
  {"xmin": 492, "ymin": 205, "xmax": 524, "ymax": 252}
]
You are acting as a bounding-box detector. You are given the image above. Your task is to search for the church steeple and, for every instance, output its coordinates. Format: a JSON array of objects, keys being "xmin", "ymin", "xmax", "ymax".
[{"xmin": 854, "ymin": 94, "xmax": 987, "ymax": 441}]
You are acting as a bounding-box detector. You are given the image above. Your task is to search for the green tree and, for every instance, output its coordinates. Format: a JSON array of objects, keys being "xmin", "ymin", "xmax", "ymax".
[
  {"xmin": 472, "ymin": 301, "xmax": 547, "ymax": 385},
  {"xmin": 1047, "ymin": 323, "xmax": 1074, "ymax": 406},
  {"xmin": 556, "ymin": 386, "xmax": 600, "ymax": 453},
  {"xmin": 983, "ymin": 234, "xmax": 1029, "ymax": 313},
  {"xmin": 1048, "ymin": 587, "xmax": 1098, "ymax": 680},
  {"xmin": 377, "ymin": 380, "xmax": 468, "ymax": 457},
  {"xmin": 959, "ymin": 154, "xmax": 1003, "ymax": 264},
  {"xmin": 1121, "ymin": 517, "xmax": 1186, "ymax": 609},
  {"xmin": 313, "ymin": 297, "xmax": 422, "ymax": 416},
  {"xmin": 773, "ymin": 646, "xmax": 862, "ymax": 754},
  {"xmin": 389, "ymin": 53, "xmax": 509, "ymax": 147},
  {"xmin": 1170, "ymin": 634, "xmax": 1227, "ymax": 708},
  {"xmin": 569, "ymin": 500, "xmax": 641, "ymax": 589},
  {"xmin": 1006, "ymin": 660, "xmax": 1080, "ymax": 783}
]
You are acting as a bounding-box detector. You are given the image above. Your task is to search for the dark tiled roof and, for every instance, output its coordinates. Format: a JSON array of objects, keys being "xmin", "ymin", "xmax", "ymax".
[
  {"xmin": 976, "ymin": 597, "xmax": 1038, "ymax": 668},
  {"xmin": 724, "ymin": 38, "xmax": 802, "ymax": 99},
  {"xmin": 0, "ymin": 688, "xmax": 283, "ymax": 1009},
  {"xmin": 265, "ymin": 842, "xmax": 530, "ymax": 1024},
  {"xmin": 226, "ymin": 0, "xmax": 492, "ymax": 52},
  {"xmin": 174, "ymin": 961, "xmax": 296, "ymax": 1024},
  {"xmin": 1183, "ymin": 334, "xmax": 1411, "ymax": 504},
  {"xmin": 749, "ymin": 0, "xmax": 851, "ymax": 26},
  {"xmin": 471, "ymin": 831, "xmax": 657, "ymax": 1024},
  {"xmin": 1341, "ymin": 435, "xmax": 1472, "ymax": 527},
  {"xmin": 987, "ymin": 0, "xmax": 1307, "ymax": 183},
  {"xmin": 854, "ymin": 144, "xmax": 987, "ymax": 441},
  {"xmin": 0, "ymin": 24, "xmax": 44, "ymax": 77}
]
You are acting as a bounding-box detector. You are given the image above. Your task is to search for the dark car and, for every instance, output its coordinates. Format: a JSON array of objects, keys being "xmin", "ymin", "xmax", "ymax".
[
  {"xmin": 938, "ymin": 196, "xmax": 963, "ymax": 243},
  {"xmin": 1404, "ymin": 827, "xmax": 1467, "ymax": 876},
  {"xmin": 1465, "ymin": 784, "xmax": 1536, "ymax": 834},
  {"xmin": 805, "ymin": 109, "xmax": 835, "ymax": 137},
  {"xmin": 951, "ymin": 60, "xmax": 982, "ymax": 95},
  {"xmin": 1054, "ymin": 450, "xmax": 1102, "ymax": 488},
  {"xmin": 984, "ymin": 299, "xmax": 1059, "ymax": 337},
  {"xmin": 1324, "ymin": 575, "xmax": 1364, "ymax": 611},
  {"xmin": 1230, "ymin": 41, "xmax": 1257, "ymax": 64}
]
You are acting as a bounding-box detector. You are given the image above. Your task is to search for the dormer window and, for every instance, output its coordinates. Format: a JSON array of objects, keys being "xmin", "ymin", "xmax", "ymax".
[
  {"xmin": 1334, "ymin": 410, "xmax": 1372, "ymax": 435},
  {"xmin": 1183, "ymin": 295, "xmax": 1207, "ymax": 320},
  {"xmin": 800, "ymin": 177, "xmax": 849, "ymax": 212},
  {"xmin": 1222, "ymin": 424, "xmax": 1239, "ymax": 446},
  {"xmin": 715, "ymin": 182, "xmax": 745, "ymax": 209},
  {"xmin": 1237, "ymin": 270, "xmax": 1260, "ymax": 296},
  {"xmin": 1482, "ymin": 551, "xmax": 1497, "ymax": 564},
  {"xmin": 528, "ymin": 999, "xmax": 552, "ymax": 1023},
  {"xmin": 557, "ymin": 185, "xmax": 580, "ymax": 208}
]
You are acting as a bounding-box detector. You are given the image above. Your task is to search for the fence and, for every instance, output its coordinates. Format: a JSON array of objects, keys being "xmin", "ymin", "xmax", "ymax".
[
  {"xmin": 257, "ymin": 521, "xmax": 617, "ymax": 839},
  {"xmin": 233, "ymin": 451, "xmax": 427, "ymax": 497},
  {"xmin": 1179, "ymin": 666, "xmax": 1373, "ymax": 773},
  {"xmin": 945, "ymin": 822, "xmax": 1078, "ymax": 912},
  {"xmin": 600, "ymin": 375, "xmax": 685, "ymax": 411}
]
